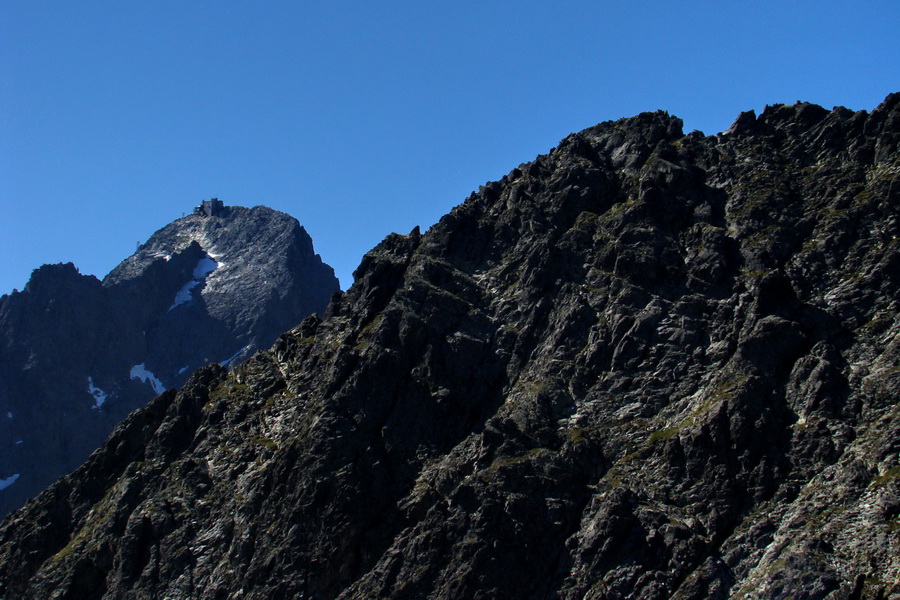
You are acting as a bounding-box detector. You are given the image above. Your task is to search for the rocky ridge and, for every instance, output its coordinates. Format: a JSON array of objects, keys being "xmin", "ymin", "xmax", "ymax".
[
  {"xmin": 0, "ymin": 204, "xmax": 339, "ymax": 520},
  {"xmin": 1, "ymin": 96, "xmax": 898, "ymax": 598}
]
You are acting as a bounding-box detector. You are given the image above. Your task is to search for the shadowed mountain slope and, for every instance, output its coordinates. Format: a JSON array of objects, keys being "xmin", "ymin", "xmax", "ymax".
[{"xmin": 1, "ymin": 96, "xmax": 898, "ymax": 599}]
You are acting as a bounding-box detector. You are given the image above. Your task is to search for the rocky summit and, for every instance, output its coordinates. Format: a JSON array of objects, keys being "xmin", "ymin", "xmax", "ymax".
[
  {"xmin": 1, "ymin": 95, "xmax": 899, "ymax": 599},
  {"xmin": 0, "ymin": 203, "xmax": 339, "ymax": 520}
]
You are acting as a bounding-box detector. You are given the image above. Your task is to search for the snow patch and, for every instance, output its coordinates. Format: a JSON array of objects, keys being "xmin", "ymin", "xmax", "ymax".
[
  {"xmin": 195, "ymin": 233, "xmax": 222, "ymax": 261},
  {"xmin": 87, "ymin": 377, "xmax": 109, "ymax": 409},
  {"xmin": 221, "ymin": 345, "xmax": 250, "ymax": 367},
  {"xmin": 168, "ymin": 255, "xmax": 219, "ymax": 311},
  {"xmin": 0, "ymin": 474, "xmax": 20, "ymax": 491},
  {"xmin": 193, "ymin": 256, "xmax": 218, "ymax": 278},
  {"xmin": 130, "ymin": 363, "xmax": 166, "ymax": 395},
  {"xmin": 169, "ymin": 280, "xmax": 201, "ymax": 310}
]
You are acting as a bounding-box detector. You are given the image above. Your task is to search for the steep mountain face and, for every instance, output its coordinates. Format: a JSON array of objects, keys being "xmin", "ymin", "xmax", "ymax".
[
  {"xmin": 0, "ymin": 204, "xmax": 339, "ymax": 520},
  {"xmin": 2, "ymin": 96, "xmax": 899, "ymax": 599}
]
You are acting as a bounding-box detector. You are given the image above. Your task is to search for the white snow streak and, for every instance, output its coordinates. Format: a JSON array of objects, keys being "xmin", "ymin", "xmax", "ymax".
[
  {"xmin": 221, "ymin": 345, "xmax": 250, "ymax": 367},
  {"xmin": 0, "ymin": 474, "xmax": 20, "ymax": 491},
  {"xmin": 168, "ymin": 255, "xmax": 219, "ymax": 311},
  {"xmin": 192, "ymin": 256, "xmax": 218, "ymax": 279},
  {"xmin": 87, "ymin": 377, "xmax": 109, "ymax": 409},
  {"xmin": 169, "ymin": 280, "xmax": 201, "ymax": 310},
  {"xmin": 130, "ymin": 363, "xmax": 166, "ymax": 395}
]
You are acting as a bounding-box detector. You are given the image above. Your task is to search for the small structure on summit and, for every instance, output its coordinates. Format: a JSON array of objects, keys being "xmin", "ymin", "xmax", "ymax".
[{"xmin": 194, "ymin": 198, "xmax": 224, "ymax": 217}]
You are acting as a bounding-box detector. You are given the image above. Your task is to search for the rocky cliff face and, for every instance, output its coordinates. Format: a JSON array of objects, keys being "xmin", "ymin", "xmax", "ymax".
[
  {"xmin": 1, "ymin": 96, "xmax": 899, "ymax": 599},
  {"xmin": 0, "ymin": 204, "xmax": 339, "ymax": 520}
]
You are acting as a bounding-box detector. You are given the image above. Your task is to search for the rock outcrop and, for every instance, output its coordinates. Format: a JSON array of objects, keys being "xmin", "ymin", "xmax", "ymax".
[
  {"xmin": 1, "ymin": 96, "xmax": 898, "ymax": 598},
  {"xmin": 0, "ymin": 204, "xmax": 339, "ymax": 520}
]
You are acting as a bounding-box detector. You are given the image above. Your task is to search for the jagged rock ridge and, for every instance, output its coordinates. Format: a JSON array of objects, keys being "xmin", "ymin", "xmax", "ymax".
[
  {"xmin": 0, "ymin": 203, "xmax": 339, "ymax": 520},
  {"xmin": 1, "ymin": 96, "xmax": 898, "ymax": 598}
]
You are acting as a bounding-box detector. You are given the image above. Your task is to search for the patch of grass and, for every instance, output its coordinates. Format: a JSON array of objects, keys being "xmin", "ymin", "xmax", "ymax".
[
  {"xmin": 602, "ymin": 198, "xmax": 635, "ymax": 219},
  {"xmin": 800, "ymin": 237, "xmax": 823, "ymax": 253},
  {"xmin": 648, "ymin": 426, "xmax": 680, "ymax": 444},
  {"xmin": 861, "ymin": 313, "xmax": 891, "ymax": 330},
  {"xmin": 739, "ymin": 268, "xmax": 769, "ymax": 279},
  {"xmin": 488, "ymin": 449, "xmax": 544, "ymax": 470},
  {"xmin": 516, "ymin": 377, "xmax": 548, "ymax": 396},
  {"xmin": 204, "ymin": 380, "xmax": 251, "ymax": 410},
  {"xmin": 48, "ymin": 482, "xmax": 122, "ymax": 566},
  {"xmin": 871, "ymin": 465, "xmax": 900, "ymax": 488},
  {"xmin": 602, "ymin": 470, "xmax": 623, "ymax": 488},
  {"xmin": 840, "ymin": 271, "xmax": 864, "ymax": 283},
  {"xmin": 766, "ymin": 558, "xmax": 787, "ymax": 575},
  {"xmin": 853, "ymin": 188, "xmax": 874, "ymax": 205},
  {"xmin": 480, "ymin": 449, "xmax": 547, "ymax": 483},
  {"xmin": 571, "ymin": 211, "xmax": 600, "ymax": 231},
  {"xmin": 646, "ymin": 380, "xmax": 744, "ymax": 445},
  {"xmin": 358, "ymin": 313, "xmax": 384, "ymax": 337},
  {"xmin": 568, "ymin": 427, "xmax": 590, "ymax": 444},
  {"xmin": 251, "ymin": 435, "xmax": 277, "ymax": 450},
  {"xmin": 711, "ymin": 376, "xmax": 749, "ymax": 402}
]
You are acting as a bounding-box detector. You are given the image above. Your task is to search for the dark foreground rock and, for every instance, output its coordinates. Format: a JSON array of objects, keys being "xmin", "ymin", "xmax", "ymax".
[
  {"xmin": 0, "ymin": 204, "xmax": 339, "ymax": 520},
  {"xmin": 1, "ymin": 96, "xmax": 899, "ymax": 599}
]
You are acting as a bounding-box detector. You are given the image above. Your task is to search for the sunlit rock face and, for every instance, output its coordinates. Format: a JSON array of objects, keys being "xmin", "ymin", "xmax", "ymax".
[
  {"xmin": 1, "ymin": 94, "xmax": 899, "ymax": 599},
  {"xmin": 0, "ymin": 204, "xmax": 339, "ymax": 519}
]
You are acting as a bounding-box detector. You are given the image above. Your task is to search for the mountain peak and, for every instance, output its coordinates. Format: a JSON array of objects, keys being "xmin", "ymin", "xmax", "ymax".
[{"xmin": 0, "ymin": 203, "xmax": 339, "ymax": 520}]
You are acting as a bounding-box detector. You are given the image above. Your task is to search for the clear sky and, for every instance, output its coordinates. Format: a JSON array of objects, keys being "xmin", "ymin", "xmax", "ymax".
[{"xmin": 2, "ymin": 1, "xmax": 898, "ymax": 294}]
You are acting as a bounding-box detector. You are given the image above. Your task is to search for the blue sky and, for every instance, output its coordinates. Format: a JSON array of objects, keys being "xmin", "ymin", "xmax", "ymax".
[{"xmin": 2, "ymin": 1, "xmax": 898, "ymax": 293}]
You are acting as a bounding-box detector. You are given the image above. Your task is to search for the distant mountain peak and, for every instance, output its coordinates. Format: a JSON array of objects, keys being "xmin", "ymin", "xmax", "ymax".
[{"xmin": 0, "ymin": 203, "xmax": 339, "ymax": 520}]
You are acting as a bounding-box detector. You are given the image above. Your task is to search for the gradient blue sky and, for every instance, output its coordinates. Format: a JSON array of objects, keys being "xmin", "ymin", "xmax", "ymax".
[{"xmin": 2, "ymin": 1, "xmax": 898, "ymax": 293}]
